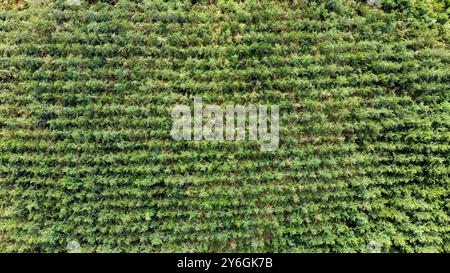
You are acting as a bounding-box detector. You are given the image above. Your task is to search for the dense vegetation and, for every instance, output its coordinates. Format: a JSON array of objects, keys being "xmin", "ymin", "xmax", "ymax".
[{"xmin": 0, "ymin": 0, "xmax": 449, "ymax": 252}]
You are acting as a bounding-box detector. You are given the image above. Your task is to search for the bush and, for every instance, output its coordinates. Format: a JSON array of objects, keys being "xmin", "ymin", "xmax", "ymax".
[{"xmin": 0, "ymin": 0, "xmax": 448, "ymax": 252}]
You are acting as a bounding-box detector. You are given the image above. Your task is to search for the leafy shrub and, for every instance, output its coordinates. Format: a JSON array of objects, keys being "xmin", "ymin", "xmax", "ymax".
[{"xmin": 0, "ymin": 0, "xmax": 448, "ymax": 252}]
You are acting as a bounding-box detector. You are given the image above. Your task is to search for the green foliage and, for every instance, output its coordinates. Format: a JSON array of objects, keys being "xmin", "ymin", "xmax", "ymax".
[
  {"xmin": 381, "ymin": 0, "xmax": 449, "ymax": 23},
  {"xmin": 0, "ymin": 0, "xmax": 449, "ymax": 252}
]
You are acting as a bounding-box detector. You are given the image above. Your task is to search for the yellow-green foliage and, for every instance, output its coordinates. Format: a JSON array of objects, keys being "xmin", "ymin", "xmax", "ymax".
[
  {"xmin": 0, "ymin": 0, "xmax": 449, "ymax": 252},
  {"xmin": 0, "ymin": 0, "xmax": 26, "ymax": 9}
]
